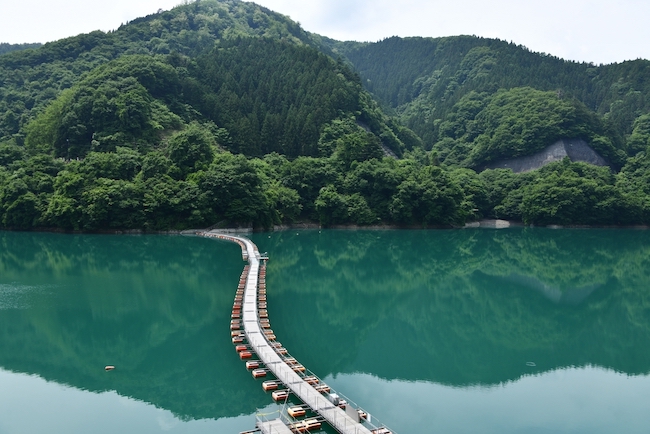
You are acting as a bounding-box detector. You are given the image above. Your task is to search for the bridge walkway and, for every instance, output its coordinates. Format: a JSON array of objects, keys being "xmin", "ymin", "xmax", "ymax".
[{"xmin": 200, "ymin": 231, "xmax": 384, "ymax": 434}]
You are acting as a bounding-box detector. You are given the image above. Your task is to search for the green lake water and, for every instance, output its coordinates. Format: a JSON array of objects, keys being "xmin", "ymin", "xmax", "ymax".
[{"xmin": 0, "ymin": 228, "xmax": 649, "ymax": 433}]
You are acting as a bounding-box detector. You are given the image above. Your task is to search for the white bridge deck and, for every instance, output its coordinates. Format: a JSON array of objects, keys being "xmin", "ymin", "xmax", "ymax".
[
  {"xmin": 258, "ymin": 418, "xmax": 293, "ymax": 434},
  {"xmin": 203, "ymin": 231, "xmax": 375, "ymax": 434}
]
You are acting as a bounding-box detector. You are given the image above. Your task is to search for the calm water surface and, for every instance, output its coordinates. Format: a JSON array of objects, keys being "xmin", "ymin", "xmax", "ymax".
[{"xmin": 0, "ymin": 229, "xmax": 649, "ymax": 433}]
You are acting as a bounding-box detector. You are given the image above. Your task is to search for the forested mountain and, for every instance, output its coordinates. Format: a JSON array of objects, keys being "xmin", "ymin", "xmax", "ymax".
[
  {"xmin": 339, "ymin": 36, "xmax": 650, "ymax": 166},
  {"xmin": 0, "ymin": 43, "xmax": 42, "ymax": 56},
  {"xmin": 0, "ymin": 0, "xmax": 331, "ymax": 143},
  {"xmin": 2, "ymin": 0, "xmax": 650, "ymax": 231}
]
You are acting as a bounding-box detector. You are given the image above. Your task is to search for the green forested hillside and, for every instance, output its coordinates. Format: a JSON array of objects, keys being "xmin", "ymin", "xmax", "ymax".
[
  {"xmin": 22, "ymin": 39, "xmax": 400, "ymax": 159},
  {"xmin": 340, "ymin": 36, "xmax": 650, "ymax": 155},
  {"xmin": 0, "ymin": 43, "xmax": 42, "ymax": 55},
  {"xmin": 2, "ymin": 0, "xmax": 650, "ymax": 230},
  {"xmin": 0, "ymin": 34, "xmax": 418, "ymax": 230},
  {"xmin": 433, "ymin": 87, "xmax": 624, "ymax": 168},
  {"xmin": 0, "ymin": 0, "xmax": 333, "ymax": 143}
]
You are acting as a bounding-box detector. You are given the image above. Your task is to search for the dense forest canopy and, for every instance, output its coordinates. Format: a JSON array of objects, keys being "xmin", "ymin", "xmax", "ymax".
[
  {"xmin": 2, "ymin": 0, "xmax": 650, "ymax": 230},
  {"xmin": 0, "ymin": 43, "xmax": 42, "ymax": 56},
  {"xmin": 431, "ymin": 87, "xmax": 625, "ymax": 168},
  {"xmin": 339, "ymin": 36, "xmax": 650, "ymax": 145}
]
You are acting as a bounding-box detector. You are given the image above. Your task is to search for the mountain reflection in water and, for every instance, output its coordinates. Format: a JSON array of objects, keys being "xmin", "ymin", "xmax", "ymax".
[
  {"xmin": 0, "ymin": 228, "xmax": 648, "ymax": 430},
  {"xmin": 252, "ymin": 228, "xmax": 650, "ymax": 385},
  {"xmin": 500, "ymin": 273, "xmax": 601, "ymax": 304}
]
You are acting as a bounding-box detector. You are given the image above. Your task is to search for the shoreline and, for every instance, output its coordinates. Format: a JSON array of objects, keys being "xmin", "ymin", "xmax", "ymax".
[{"xmin": 3, "ymin": 219, "xmax": 650, "ymax": 235}]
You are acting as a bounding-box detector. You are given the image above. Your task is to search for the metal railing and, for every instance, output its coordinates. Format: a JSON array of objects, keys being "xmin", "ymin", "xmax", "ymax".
[{"xmin": 202, "ymin": 231, "xmax": 395, "ymax": 434}]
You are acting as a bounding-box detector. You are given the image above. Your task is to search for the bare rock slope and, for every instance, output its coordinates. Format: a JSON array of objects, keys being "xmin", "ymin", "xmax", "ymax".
[{"xmin": 484, "ymin": 139, "xmax": 609, "ymax": 173}]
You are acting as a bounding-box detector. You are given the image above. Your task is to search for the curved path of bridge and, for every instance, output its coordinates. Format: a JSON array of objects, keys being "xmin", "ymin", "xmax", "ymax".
[{"xmin": 198, "ymin": 231, "xmax": 392, "ymax": 434}]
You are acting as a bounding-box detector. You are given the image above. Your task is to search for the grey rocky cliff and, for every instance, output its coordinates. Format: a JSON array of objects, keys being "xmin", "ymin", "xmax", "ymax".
[{"xmin": 483, "ymin": 139, "xmax": 609, "ymax": 173}]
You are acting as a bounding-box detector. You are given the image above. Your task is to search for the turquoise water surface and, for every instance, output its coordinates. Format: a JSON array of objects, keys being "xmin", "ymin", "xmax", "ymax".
[{"xmin": 1, "ymin": 229, "xmax": 649, "ymax": 433}]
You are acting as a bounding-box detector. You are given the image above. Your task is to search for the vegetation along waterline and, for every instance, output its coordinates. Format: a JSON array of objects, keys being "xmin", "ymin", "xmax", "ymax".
[{"xmin": 3, "ymin": 0, "xmax": 650, "ymax": 231}]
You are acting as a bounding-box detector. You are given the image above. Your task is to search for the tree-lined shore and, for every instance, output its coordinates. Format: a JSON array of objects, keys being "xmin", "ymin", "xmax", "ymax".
[{"xmin": 2, "ymin": 0, "xmax": 650, "ymax": 231}]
